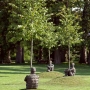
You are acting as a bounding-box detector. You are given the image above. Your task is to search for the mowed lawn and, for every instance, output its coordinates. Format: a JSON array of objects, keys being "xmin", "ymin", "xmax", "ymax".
[{"xmin": 0, "ymin": 63, "xmax": 90, "ymax": 90}]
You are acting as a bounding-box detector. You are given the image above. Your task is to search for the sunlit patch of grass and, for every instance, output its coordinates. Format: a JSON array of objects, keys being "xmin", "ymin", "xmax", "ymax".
[
  {"xmin": 1, "ymin": 64, "xmax": 90, "ymax": 90},
  {"xmin": 46, "ymin": 76, "xmax": 89, "ymax": 87},
  {"xmin": 39, "ymin": 71, "xmax": 64, "ymax": 78},
  {"xmin": 39, "ymin": 70, "xmax": 89, "ymax": 87}
]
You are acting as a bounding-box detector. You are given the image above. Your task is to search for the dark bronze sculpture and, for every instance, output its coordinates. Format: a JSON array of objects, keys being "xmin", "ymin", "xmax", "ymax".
[
  {"xmin": 47, "ymin": 61, "xmax": 54, "ymax": 72},
  {"xmin": 24, "ymin": 67, "xmax": 39, "ymax": 89},
  {"xmin": 64, "ymin": 63, "xmax": 76, "ymax": 76}
]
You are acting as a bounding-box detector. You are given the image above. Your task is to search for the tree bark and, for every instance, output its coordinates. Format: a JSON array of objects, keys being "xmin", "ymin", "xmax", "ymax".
[
  {"xmin": 79, "ymin": 46, "xmax": 87, "ymax": 63},
  {"xmin": 0, "ymin": 46, "xmax": 3, "ymax": 63},
  {"xmin": 87, "ymin": 48, "xmax": 90, "ymax": 65},
  {"xmin": 79, "ymin": 0, "xmax": 89, "ymax": 64},
  {"xmin": 30, "ymin": 38, "xmax": 33, "ymax": 67},
  {"xmin": 54, "ymin": 47, "xmax": 61, "ymax": 64},
  {"xmin": 61, "ymin": 48, "xmax": 67, "ymax": 62},
  {"xmin": 16, "ymin": 41, "xmax": 24, "ymax": 64},
  {"xmin": 37, "ymin": 46, "xmax": 43, "ymax": 62},
  {"xmin": 5, "ymin": 50, "xmax": 11, "ymax": 63},
  {"xmin": 22, "ymin": 47, "xmax": 25, "ymax": 63}
]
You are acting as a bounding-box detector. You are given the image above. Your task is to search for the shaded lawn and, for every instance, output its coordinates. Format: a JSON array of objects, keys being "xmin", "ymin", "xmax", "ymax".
[{"xmin": 0, "ymin": 63, "xmax": 90, "ymax": 90}]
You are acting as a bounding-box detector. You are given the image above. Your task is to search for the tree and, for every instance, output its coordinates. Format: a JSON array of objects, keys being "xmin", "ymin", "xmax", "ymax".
[
  {"xmin": 45, "ymin": 0, "xmax": 82, "ymax": 64},
  {"xmin": 57, "ymin": 6, "xmax": 83, "ymax": 68},
  {"xmin": 0, "ymin": 0, "xmax": 13, "ymax": 63},
  {"xmin": 79, "ymin": 0, "xmax": 90, "ymax": 64},
  {"xmin": 40, "ymin": 22, "xmax": 57, "ymax": 64},
  {"xmin": 6, "ymin": 0, "xmax": 25, "ymax": 63},
  {"xmin": 20, "ymin": 0, "xmax": 53, "ymax": 67}
]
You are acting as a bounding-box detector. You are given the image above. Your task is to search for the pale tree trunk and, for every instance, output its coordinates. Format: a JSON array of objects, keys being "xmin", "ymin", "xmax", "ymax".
[
  {"xmin": 68, "ymin": 45, "xmax": 70, "ymax": 69},
  {"xmin": 30, "ymin": 38, "xmax": 33, "ymax": 68}
]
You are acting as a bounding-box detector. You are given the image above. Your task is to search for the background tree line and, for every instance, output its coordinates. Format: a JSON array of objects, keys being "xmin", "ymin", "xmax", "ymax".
[{"xmin": 0, "ymin": 0, "xmax": 90, "ymax": 65}]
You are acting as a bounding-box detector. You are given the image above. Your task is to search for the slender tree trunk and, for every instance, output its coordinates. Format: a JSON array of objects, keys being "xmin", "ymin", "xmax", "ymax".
[
  {"xmin": 30, "ymin": 38, "xmax": 33, "ymax": 68},
  {"xmin": 68, "ymin": 44, "xmax": 70, "ymax": 69},
  {"xmin": 50, "ymin": 50, "xmax": 54, "ymax": 62},
  {"xmin": 48, "ymin": 49, "xmax": 50, "ymax": 64}
]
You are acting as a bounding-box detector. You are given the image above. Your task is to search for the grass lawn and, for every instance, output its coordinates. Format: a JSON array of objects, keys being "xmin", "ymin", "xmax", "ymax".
[{"xmin": 0, "ymin": 63, "xmax": 90, "ymax": 90}]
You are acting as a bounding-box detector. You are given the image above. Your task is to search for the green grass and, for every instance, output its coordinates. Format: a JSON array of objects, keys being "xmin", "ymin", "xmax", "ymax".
[{"xmin": 0, "ymin": 63, "xmax": 90, "ymax": 90}]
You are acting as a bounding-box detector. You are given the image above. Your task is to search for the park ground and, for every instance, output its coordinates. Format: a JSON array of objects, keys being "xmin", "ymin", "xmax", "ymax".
[{"xmin": 0, "ymin": 63, "xmax": 90, "ymax": 90}]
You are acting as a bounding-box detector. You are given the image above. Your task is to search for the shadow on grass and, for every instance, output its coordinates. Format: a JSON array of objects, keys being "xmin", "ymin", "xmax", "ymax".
[
  {"xmin": 0, "ymin": 76, "xmax": 9, "ymax": 77},
  {"xmin": 19, "ymin": 89, "xmax": 46, "ymax": 90},
  {"xmin": 0, "ymin": 64, "xmax": 47, "ymax": 75},
  {"xmin": 0, "ymin": 63, "xmax": 90, "ymax": 75}
]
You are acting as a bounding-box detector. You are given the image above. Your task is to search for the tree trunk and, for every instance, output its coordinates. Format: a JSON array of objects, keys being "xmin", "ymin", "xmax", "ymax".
[
  {"xmin": 79, "ymin": 0, "xmax": 89, "ymax": 64},
  {"xmin": 61, "ymin": 48, "xmax": 67, "ymax": 62},
  {"xmin": 79, "ymin": 46, "xmax": 87, "ymax": 63},
  {"xmin": 37, "ymin": 46, "xmax": 43, "ymax": 62},
  {"xmin": 30, "ymin": 38, "xmax": 33, "ymax": 67},
  {"xmin": 54, "ymin": 47, "xmax": 61, "ymax": 64},
  {"xmin": 22, "ymin": 47, "xmax": 25, "ymax": 63},
  {"xmin": 87, "ymin": 48, "xmax": 90, "ymax": 65},
  {"xmin": 0, "ymin": 46, "xmax": 3, "ymax": 63},
  {"xmin": 48, "ymin": 49, "xmax": 51, "ymax": 64},
  {"xmin": 6, "ymin": 50, "xmax": 11, "ymax": 63},
  {"xmin": 16, "ymin": 41, "xmax": 23, "ymax": 64},
  {"xmin": 68, "ymin": 44, "xmax": 70, "ymax": 69}
]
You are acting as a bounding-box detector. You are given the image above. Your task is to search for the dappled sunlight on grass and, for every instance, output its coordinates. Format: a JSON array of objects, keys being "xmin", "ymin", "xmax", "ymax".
[{"xmin": 0, "ymin": 63, "xmax": 90, "ymax": 90}]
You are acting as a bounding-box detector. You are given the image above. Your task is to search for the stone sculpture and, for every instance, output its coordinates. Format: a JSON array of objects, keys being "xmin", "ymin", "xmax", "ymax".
[
  {"xmin": 64, "ymin": 63, "xmax": 76, "ymax": 76},
  {"xmin": 47, "ymin": 60, "xmax": 54, "ymax": 72},
  {"xmin": 24, "ymin": 67, "xmax": 39, "ymax": 89}
]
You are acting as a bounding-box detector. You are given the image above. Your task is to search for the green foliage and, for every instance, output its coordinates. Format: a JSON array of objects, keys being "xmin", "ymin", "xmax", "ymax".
[
  {"xmin": 6, "ymin": 0, "xmax": 24, "ymax": 43},
  {"xmin": 21, "ymin": 0, "xmax": 49, "ymax": 41},
  {"xmin": 24, "ymin": 46, "xmax": 30, "ymax": 62},
  {"xmin": 40, "ymin": 22, "xmax": 57, "ymax": 50},
  {"xmin": 57, "ymin": 7, "xmax": 83, "ymax": 46},
  {"xmin": 6, "ymin": 0, "xmax": 49, "ymax": 42}
]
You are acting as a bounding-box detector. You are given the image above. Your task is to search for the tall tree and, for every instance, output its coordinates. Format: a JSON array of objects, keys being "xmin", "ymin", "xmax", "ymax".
[
  {"xmin": 6, "ymin": 0, "xmax": 25, "ymax": 63},
  {"xmin": 20, "ymin": 0, "xmax": 54, "ymax": 67},
  {"xmin": 0, "ymin": 0, "xmax": 12, "ymax": 63},
  {"xmin": 57, "ymin": 6, "xmax": 82, "ymax": 68},
  {"xmin": 79, "ymin": 0, "xmax": 90, "ymax": 64},
  {"xmin": 40, "ymin": 22, "xmax": 57, "ymax": 64}
]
